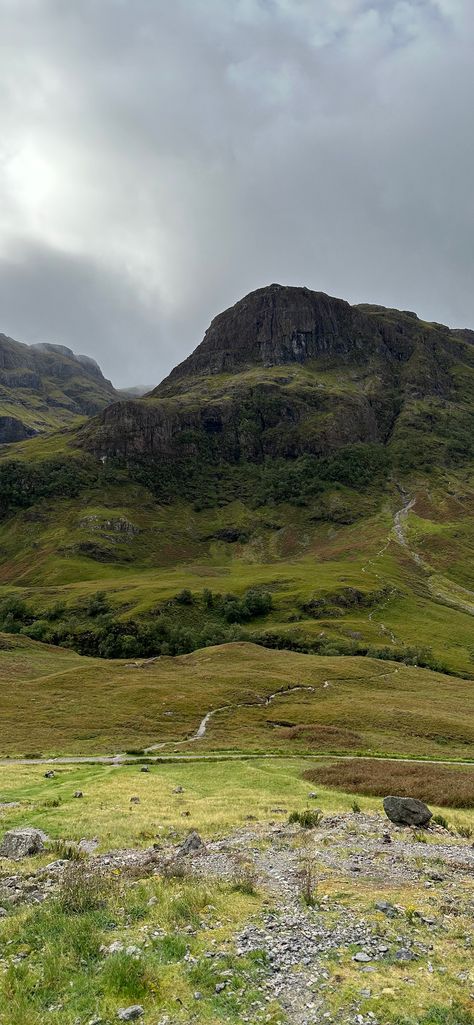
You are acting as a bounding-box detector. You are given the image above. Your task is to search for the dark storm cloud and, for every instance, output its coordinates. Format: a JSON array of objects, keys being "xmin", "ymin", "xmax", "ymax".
[{"xmin": 0, "ymin": 0, "xmax": 472, "ymax": 386}]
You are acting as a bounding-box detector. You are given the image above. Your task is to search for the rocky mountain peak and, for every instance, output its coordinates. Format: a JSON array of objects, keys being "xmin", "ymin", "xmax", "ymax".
[{"xmin": 155, "ymin": 284, "xmax": 364, "ymax": 394}]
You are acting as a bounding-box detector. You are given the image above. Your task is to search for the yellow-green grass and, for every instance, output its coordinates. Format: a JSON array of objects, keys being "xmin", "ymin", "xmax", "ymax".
[
  {"xmin": 1, "ymin": 638, "xmax": 473, "ymax": 759},
  {"xmin": 1, "ymin": 759, "xmax": 473, "ymax": 857},
  {"xmin": 321, "ymin": 875, "xmax": 474, "ymax": 1025}
]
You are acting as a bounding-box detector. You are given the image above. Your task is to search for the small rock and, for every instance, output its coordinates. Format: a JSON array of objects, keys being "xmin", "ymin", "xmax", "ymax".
[
  {"xmin": 130, "ymin": 796, "xmax": 140, "ymax": 804},
  {"xmin": 73, "ymin": 791, "xmax": 83, "ymax": 798},
  {"xmin": 215, "ymin": 982, "xmax": 227, "ymax": 993},
  {"xmin": 173, "ymin": 786, "xmax": 184, "ymax": 793},
  {"xmin": 353, "ymin": 951, "xmax": 372, "ymax": 963},
  {"xmin": 308, "ymin": 792, "xmax": 318, "ymax": 799},
  {"xmin": 382, "ymin": 832, "xmax": 392, "ymax": 844},
  {"xmin": 193, "ymin": 991, "xmax": 203, "ymax": 1000},
  {"xmin": 44, "ymin": 770, "xmax": 55, "ymax": 779},
  {"xmin": 395, "ymin": 948, "xmax": 415, "ymax": 961},
  {"xmin": 178, "ymin": 830, "xmax": 205, "ymax": 856},
  {"xmin": 140, "ymin": 766, "xmax": 149, "ymax": 773},
  {"xmin": 0, "ymin": 907, "xmax": 8, "ymax": 917},
  {"xmin": 117, "ymin": 1007, "xmax": 144, "ymax": 1021}
]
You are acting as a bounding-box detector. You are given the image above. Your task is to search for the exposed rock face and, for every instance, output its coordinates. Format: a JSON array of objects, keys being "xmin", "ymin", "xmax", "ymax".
[
  {"xmin": 0, "ymin": 416, "xmax": 37, "ymax": 444},
  {"xmin": 160, "ymin": 285, "xmax": 372, "ymax": 384},
  {"xmin": 0, "ymin": 827, "xmax": 47, "ymax": 859},
  {"xmin": 79, "ymin": 284, "xmax": 474, "ymax": 466},
  {"xmin": 383, "ymin": 796, "xmax": 432, "ymax": 827}
]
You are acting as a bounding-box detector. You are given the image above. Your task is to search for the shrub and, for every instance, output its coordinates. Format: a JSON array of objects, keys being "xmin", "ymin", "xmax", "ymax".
[
  {"xmin": 232, "ymin": 857, "xmax": 258, "ymax": 895},
  {"xmin": 58, "ymin": 862, "xmax": 114, "ymax": 914},
  {"xmin": 288, "ymin": 809, "xmax": 323, "ymax": 829},
  {"xmin": 298, "ymin": 858, "xmax": 318, "ymax": 907}
]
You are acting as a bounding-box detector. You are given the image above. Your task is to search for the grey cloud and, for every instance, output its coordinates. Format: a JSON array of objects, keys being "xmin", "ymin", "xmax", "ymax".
[{"xmin": 0, "ymin": 0, "xmax": 473, "ymax": 387}]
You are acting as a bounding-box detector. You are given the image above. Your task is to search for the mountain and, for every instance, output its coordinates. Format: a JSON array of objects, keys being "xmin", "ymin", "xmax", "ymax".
[
  {"xmin": 0, "ymin": 284, "xmax": 473, "ymax": 679},
  {"xmin": 78, "ymin": 284, "xmax": 474, "ymax": 473},
  {"xmin": 0, "ymin": 333, "xmax": 119, "ymax": 443}
]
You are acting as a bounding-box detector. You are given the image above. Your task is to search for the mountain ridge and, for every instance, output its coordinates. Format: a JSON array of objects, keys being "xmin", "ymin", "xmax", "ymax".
[{"xmin": 0, "ymin": 331, "xmax": 120, "ymax": 443}]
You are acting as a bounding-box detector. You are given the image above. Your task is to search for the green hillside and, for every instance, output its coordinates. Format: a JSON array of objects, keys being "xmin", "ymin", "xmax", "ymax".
[{"xmin": 0, "ymin": 285, "xmax": 472, "ymax": 681}]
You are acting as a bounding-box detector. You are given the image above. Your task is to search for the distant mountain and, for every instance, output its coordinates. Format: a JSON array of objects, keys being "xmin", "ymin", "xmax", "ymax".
[{"xmin": 0, "ymin": 334, "xmax": 119, "ymax": 443}]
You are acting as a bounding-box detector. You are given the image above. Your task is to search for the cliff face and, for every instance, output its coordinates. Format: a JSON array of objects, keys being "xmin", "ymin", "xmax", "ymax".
[
  {"xmin": 0, "ymin": 334, "xmax": 118, "ymax": 443},
  {"xmin": 78, "ymin": 285, "xmax": 474, "ymax": 467}
]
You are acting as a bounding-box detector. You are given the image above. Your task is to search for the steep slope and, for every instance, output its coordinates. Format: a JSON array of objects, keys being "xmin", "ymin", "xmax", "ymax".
[
  {"xmin": 78, "ymin": 284, "xmax": 474, "ymax": 472},
  {"xmin": 0, "ymin": 333, "xmax": 119, "ymax": 442}
]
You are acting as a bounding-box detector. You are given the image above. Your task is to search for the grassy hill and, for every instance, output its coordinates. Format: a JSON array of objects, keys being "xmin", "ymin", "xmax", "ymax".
[{"xmin": 1, "ymin": 635, "xmax": 473, "ymax": 760}]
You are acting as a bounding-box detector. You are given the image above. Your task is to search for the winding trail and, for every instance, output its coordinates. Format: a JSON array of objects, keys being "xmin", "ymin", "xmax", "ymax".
[{"xmin": 144, "ymin": 684, "xmax": 316, "ymax": 752}]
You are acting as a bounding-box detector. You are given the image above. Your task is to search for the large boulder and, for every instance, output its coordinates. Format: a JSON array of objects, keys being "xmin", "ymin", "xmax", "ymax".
[
  {"xmin": 383, "ymin": 796, "xmax": 432, "ymax": 827},
  {"xmin": 0, "ymin": 827, "xmax": 47, "ymax": 859}
]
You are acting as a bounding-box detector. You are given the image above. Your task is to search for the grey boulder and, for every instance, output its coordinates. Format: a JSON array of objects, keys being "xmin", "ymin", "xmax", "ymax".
[
  {"xmin": 0, "ymin": 827, "xmax": 47, "ymax": 859},
  {"xmin": 117, "ymin": 1007, "xmax": 144, "ymax": 1021},
  {"xmin": 383, "ymin": 796, "xmax": 432, "ymax": 827},
  {"xmin": 178, "ymin": 830, "xmax": 205, "ymax": 856}
]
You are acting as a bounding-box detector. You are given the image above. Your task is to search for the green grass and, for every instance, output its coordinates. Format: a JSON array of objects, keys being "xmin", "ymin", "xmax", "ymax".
[
  {"xmin": 1, "ymin": 758, "xmax": 473, "ymax": 855},
  {"xmin": 1, "ymin": 637, "xmax": 473, "ymax": 759},
  {"xmin": 0, "ymin": 469, "xmax": 473, "ymax": 674},
  {"xmin": 0, "ymin": 859, "xmax": 264, "ymax": 1025}
]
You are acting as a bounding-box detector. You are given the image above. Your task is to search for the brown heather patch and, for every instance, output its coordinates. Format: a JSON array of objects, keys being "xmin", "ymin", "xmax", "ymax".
[
  {"xmin": 303, "ymin": 759, "xmax": 474, "ymax": 809},
  {"xmin": 278, "ymin": 724, "xmax": 362, "ymax": 748}
]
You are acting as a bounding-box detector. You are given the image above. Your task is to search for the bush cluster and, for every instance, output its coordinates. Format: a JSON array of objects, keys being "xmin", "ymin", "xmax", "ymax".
[{"xmin": 0, "ymin": 586, "xmax": 273, "ymax": 659}]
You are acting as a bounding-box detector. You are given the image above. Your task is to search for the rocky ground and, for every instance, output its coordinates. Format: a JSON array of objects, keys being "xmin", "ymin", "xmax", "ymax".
[{"xmin": 1, "ymin": 811, "xmax": 474, "ymax": 1024}]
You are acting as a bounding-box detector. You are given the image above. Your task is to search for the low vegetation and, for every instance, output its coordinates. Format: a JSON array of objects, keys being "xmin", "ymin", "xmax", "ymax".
[{"xmin": 304, "ymin": 759, "xmax": 474, "ymax": 809}]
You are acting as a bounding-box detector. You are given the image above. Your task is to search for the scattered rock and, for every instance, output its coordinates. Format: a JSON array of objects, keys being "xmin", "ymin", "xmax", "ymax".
[
  {"xmin": 173, "ymin": 786, "xmax": 184, "ymax": 793},
  {"xmin": 73, "ymin": 791, "xmax": 83, "ymax": 799},
  {"xmin": 395, "ymin": 948, "xmax": 415, "ymax": 961},
  {"xmin": 0, "ymin": 828, "xmax": 47, "ymax": 860},
  {"xmin": 117, "ymin": 1007, "xmax": 144, "ymax": 1022},
  {"xmin": 215, "ymin": 982, "xmax": 227, "ymax": 993},
  {"xmin": 353, "ymin": 951, "xmax": 372, "ymax": 962},
  {"xmin": 77, "ymin": 838, "xmax": 99, "ymax": 855},
  {"xmin": 178, "ymin": 830, "xmax": 205, "ymax": 856},
  {"xmin": 383, "ymin": 796, "xmax": 432, "ymax": 827},
  {"xmin": 382, "ymin": 832, "xmax": 392, "ymax": 844}
]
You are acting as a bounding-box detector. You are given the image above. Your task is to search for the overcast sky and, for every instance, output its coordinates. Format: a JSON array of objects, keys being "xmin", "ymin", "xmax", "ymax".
[{"xmin": 0, "ymin": 0, "xmax": 473, "ymax": 387}]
